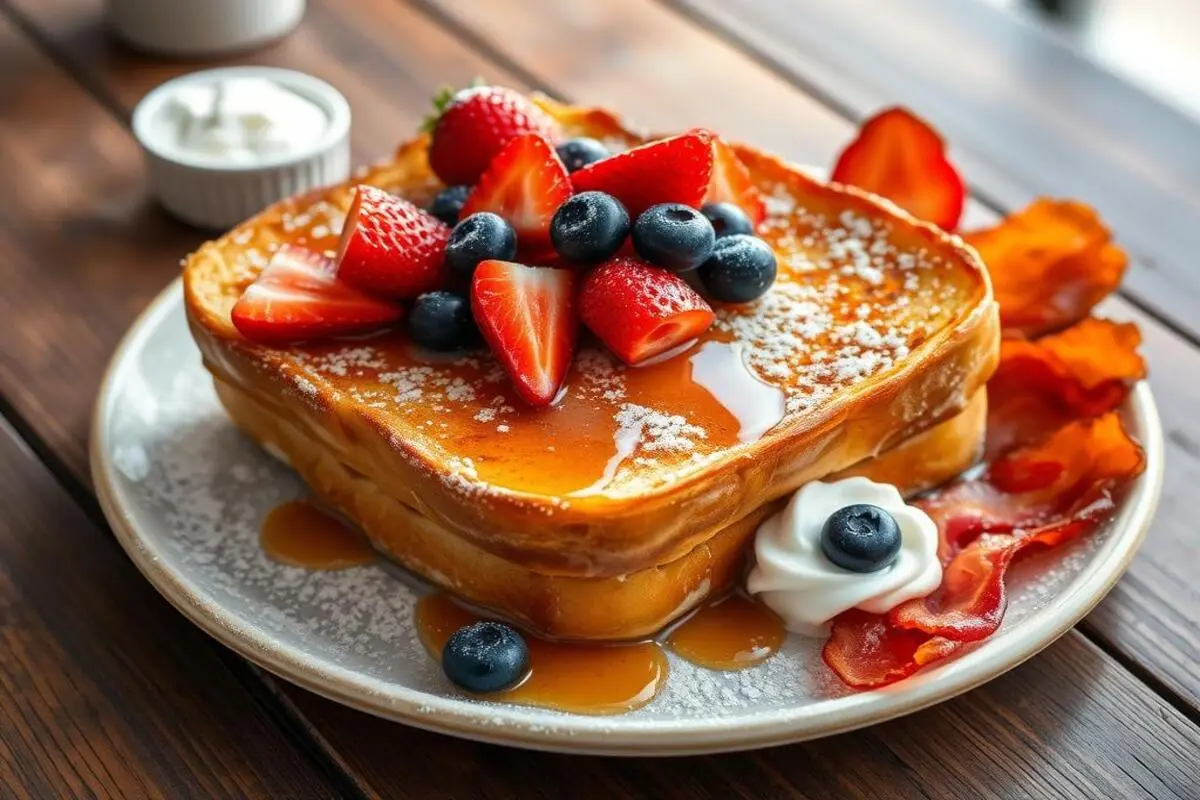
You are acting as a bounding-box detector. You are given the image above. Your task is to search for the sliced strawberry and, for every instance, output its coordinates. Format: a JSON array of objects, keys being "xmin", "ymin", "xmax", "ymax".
[
  {"xmin": 461, "ymin": 133, "xmax": 572, "ymax": 258},
  {"xmin": 704, "ymin": 137, "xmax": 766, "ymax": 225},
  {"xmin": 579, "ymin": 256, "xmax": 715, "ymax": 365},
  {"xmin": 335, "ymin": 185, "xmax": 451, "ymax": 299},
  {"xmin": 831, "ymin": 107, "xmax": 965, "ymax": 231},
  {"xmin": 231, "ymin": 245, "xmax": 403, "ymax": 344},
  {"xmin": 427, "ymin": 85, "xmax": 562, "ymax": 186},
  {"xmin": 471, "ymin": 260, "xmax": 577, "ymax": 407},
  {"xmin": 571, "ymin": 130, "xmax": 714, "ymax": 219}
]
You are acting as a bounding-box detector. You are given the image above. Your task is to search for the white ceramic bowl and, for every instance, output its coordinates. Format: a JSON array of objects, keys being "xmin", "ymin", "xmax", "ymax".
[
  {"xmin": 132, "ymin": 66, "xmax": 351, "ymax": 230},
  {"xmin": 107, "ymin": 0, "xmax": 306, "ymax": 56}
]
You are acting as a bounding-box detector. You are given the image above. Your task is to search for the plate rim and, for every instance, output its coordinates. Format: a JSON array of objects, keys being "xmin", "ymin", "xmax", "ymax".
[{"xmin": 90, "ymin": 278, "xmax": 1165, "ymax": 756}]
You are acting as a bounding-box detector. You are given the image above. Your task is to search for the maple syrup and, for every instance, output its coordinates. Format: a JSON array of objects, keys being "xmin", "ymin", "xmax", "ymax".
[
  {"xmin": 259, "ymin": 500, "xmax": 376, "ymax": 569},
  {"xmin": 415, "ymin": 594, "xmax": 668, "ymax": 715},
  {"xmin": 667, "ymin": 594, "xmax": 786, "ymax": 670}
]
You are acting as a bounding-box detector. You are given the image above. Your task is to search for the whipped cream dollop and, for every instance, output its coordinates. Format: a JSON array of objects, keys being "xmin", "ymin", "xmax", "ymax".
[{"xmin": 747, "ymin": 477, "xmax": 942, "ymax": 637}]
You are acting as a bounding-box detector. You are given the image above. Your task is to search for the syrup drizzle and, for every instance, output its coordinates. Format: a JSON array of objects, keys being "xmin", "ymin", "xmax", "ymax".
[
  {"xmin": 259, "ymin": 500, "xmax": 376, "ymax": 569},
  {"xmin": 687, "ymin": 341, "xmax": 787, "ymax": 443},
  {"xmin": 415, "ymin": 594, "xmax": 667, "ymax": 715},
  {"xmin": 666, "ymin": 593, "xmax": 785, "ymax": 670}
]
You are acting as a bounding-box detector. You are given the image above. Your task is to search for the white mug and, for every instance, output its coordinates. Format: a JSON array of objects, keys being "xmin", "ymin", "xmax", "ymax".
[{"xmin": 106, "ymin": 0, "xmax": 306, "ymax": 56}]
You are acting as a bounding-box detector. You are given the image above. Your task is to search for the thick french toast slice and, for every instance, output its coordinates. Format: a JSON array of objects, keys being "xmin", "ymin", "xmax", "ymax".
[
  {"xmin": 184, "ymin": 97, "xmax": 999, "ymax": 579},
  {"xmin": 215, "ymin": 375, "xmax": 985, "ymax": 640}
]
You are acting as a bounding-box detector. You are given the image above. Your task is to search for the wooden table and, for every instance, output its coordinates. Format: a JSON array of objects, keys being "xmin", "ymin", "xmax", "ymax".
[{"xmin": 1, "ymin": 0, "xmax": 1197, "ymax": 796}]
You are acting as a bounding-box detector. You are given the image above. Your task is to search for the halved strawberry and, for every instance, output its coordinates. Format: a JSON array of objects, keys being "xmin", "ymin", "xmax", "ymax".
[
  {"xmin": 335, "ymin": 185, "xmax": 451, "ymax": 299},
  {"xmin": 427, "ymin": 85, "xmax": 562, "ymax": 187},
  {"xmin": 231, "ymin": 245, "xmax": 403, "ymax": 344},
  {"xmin": 471, "ymin": 260, "xmax": 577, "ymax": 407},
  {"xmin": 705, "ymin": 137, "xmax": 766, "ymax": 226},
  {"xmin": 461, "ymin": 133, "xmax": 572, "ymax": 257},
  {"xmin": 579, "ymin": 256, "xmax": 715, "ymax": 365},
  {"xmin": 831, "ymin": 107, "xmax": 965, "ymax": 231},
  {"xmin": 571, "ymin": 130, "xmax": 714, "ymax": 219}
]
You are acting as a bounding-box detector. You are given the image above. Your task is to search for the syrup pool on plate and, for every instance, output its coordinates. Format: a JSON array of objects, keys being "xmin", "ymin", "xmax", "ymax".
[{"xmin": 259, "ymin": 500, "xmax": 377, "ymax": 569}]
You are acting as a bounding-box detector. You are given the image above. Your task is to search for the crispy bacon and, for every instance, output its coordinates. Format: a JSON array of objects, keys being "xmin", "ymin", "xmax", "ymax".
[
  {"xmin": 986, "ymin": 318, "xmax": 1145, "ymax": 459},
  {"xmin": 822, "ymin": 413, "xmax": 1144, "ymax": 688},
  {"xmin": 964, "ymin": 200, "xmax": 1127, "ymax": 337}
]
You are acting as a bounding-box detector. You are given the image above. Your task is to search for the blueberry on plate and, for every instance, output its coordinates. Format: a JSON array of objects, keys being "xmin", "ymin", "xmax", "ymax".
[
  {"xmin": 556, "ymin": 137, "xmax": 610, "ymax": 173},
  {"xmin": 631, "ymin": 203, "xmax": 715, "ymax": 273},
  {"xmin": 408, "ymin": 291, "xmax": 480, "ymax": 352},
  {"xmin": 701, "ymin": 202, "xmax": 755, "ymax": 238},
  {"xmin": 550, "ymin": 191, "xmax": 631, "ymax": 264},
  {"xmin": 428, "ymin": 185, "xmax": 472, "ymax": 226},
  {"xmin": 446, "ymin": 212, "xmax": 517, "ymax": 281},
  {"xmin": 442, "ymin": 621, "xmax": 530, "ymax": 693},
  {"xmin": 820, "ymin": 503, "xmax": 902, "ymax": 573},
  {"xmin": 697, "ymin": 234, "xmax": 777, "ymax": 303}
]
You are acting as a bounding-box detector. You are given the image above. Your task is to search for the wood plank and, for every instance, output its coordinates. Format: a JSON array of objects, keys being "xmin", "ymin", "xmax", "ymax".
[
  {"xmin": 663, "ymin": 0, "xmax": 1200, "ymax": 342},
  {"xmin": 2, "ymin": 0, "xmax": 1197, "ymax": 796},
  {"xmin": 417, "ymin": 0, "xmax": 1199, "ymax": 711},
  {"xmin": 0, "ymin": 417, "xmax": 341, "ymax": 798},
  {"xmin": 282, "ymin": 633, "xmax": 1200, "ymax": 799}
]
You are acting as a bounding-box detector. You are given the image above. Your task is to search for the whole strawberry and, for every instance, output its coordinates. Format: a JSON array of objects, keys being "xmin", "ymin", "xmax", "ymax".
[{"xmin": 426, "ymin": 86, "xmax": 562, "ymax": 187}]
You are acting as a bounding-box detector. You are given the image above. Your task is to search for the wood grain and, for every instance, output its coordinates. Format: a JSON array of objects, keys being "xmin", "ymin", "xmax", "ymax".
[
  {"xmin": 0, "ymin": 415, "xmax": 341, "ymax": 798},
  {"xmin": 418, "ymin": 0, "xmax": 1199, "ymax": 712},
  {"xmin": 662, "ymin": 0, "xmax": 1200, "ymax": 344},
  {"xmin": 281, "ymin": 633, "xmax": 1200, "ymax": 800}
]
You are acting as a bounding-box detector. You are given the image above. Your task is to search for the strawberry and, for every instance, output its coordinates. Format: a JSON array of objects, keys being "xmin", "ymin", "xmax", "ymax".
[
  {"xmin": 831, "ymin": 107, "xmax": 965, "ymax": 231},
  {"xmin": 571, "ymin": 130, "xmax": 714, "ymax": 219},
  {"xmin": 471, "ymin": 260, "xmax": 577, "ymax": 407},
  {"xmin": 704, "ymin": 137, "xmax": 766, "ymax": 226},
  {"xmin": 231, "ymin": 245, "xmax": 403, "ymax": 344},
  {"xmin": 335, "ymin": 185, "xmax": 451, "ymax": 299},
  {"xmin": 579, "ymin": 256, "xmax": 715, "ymax": 365},
  {"xmin": 460, "ymin": 133, "xmax": 572, "ymax": 257},
  {"xmin": 426, "ymin": 85, "xmax": 562, "ymax": 186}
]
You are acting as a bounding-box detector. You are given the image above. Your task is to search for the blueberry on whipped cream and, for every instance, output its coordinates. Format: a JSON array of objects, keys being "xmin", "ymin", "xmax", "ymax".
[{"xmin": 747, "ymin": 477, "xmax": 942, "ymax": 637}]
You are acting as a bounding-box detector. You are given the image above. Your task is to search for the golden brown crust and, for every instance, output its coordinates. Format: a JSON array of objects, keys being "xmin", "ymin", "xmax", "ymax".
[
  {"xmin": 183, "ymin": 97, "xmax": 999, "ymax": 578},
  {"xmin": 215, "ymin": 376, "xmax": 985, "ymax": 640}
]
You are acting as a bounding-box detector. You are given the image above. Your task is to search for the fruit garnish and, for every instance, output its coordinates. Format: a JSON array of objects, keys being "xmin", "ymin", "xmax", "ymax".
[
  {"xmin": 335, "ymin": 185, "xmax": 451, "ymax": 299},
  {"xmin": 824, "ymin": 412, "xmax": 1145, "ymax": 688},
  {"xmin": 550, "ymin": 191, "xmax": 630, "ymax": 265},
  {"xmin": 231, "ymin": 245, "xmax": 403, "ymax": 344},
  {"xmin": 471, "ymin": 260, "xmax": 578, "ymax": 407},
  {"xmin": 698, "ymin": 234, "xmax": 778, "ymax": 303},
  {"xmin": 442, "ymin": 621, "xmax": 530, "ymax": 693},
  {"xmin": 831, "ymin": 107, "xmax": 965, "ymax": 231},
  {"xmin": 631, "ymin": 203, "xmax": 716, "ymax": 273},
  {"xmin": 701, "ymin": 202, "xmax": 755, "ymax": 238},
  {"xmin": 704, "ymin": 137, "xmax": 766, "ymax": 225},
  {"xmin": 964, "ymin": 199, "xmax": 1128, "ymax": 338},
  {"xmin": 571, "ymin": 130, "xmax": 714, "ymax": 219},
  {"xmin": 579, "ymin": 256, "xmax": 716, "ymax": 365},
  {"xmin": 461, "ymin": 133, "xmax": 573, "ymax": 257},
  {"xmin": 428, "ymin": 185, "xmax": 472, "ymax": 226},
  {"xmin": 426, "ymin": 85, "xmax": 561, "ymax": 187},
  {"xmin": 445, "ymin": 212, "xmax": 518, "ymax": 283},
  {"xmin": 986, "ymin": 318, "xmax": 1145, "ymax": 459},
  {"xmin": 556, "ymin": 137, "xmax": 610, "ymax": 173},
  {"xmin": 408, "ymin": 291, "xmax": 480, "ymax": 353},
  {"xmin": 821, "ymin": 505, "xmax": 902, "ymax": 573}
]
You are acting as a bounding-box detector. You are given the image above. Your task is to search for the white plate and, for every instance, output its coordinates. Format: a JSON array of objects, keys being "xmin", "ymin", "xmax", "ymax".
[{"xmin": 91, "ymin": 281, "xmax": 1163, "ymax": 756}]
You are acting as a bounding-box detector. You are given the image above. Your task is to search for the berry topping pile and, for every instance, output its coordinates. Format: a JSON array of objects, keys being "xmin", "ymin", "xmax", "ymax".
[{"xmin": 230, "ymin": 85, "xmax": 781, "ymax": 407}]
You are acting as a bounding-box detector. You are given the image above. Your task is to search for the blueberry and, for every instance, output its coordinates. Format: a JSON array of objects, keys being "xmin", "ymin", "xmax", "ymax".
[
  {"xmin": 701, "ymin": 202, "xmax": 755, "ymax": 238},
  {"xmin": 550, "ymin": 191, "xmax": 631, "ymax": 264},
  {"xmin": 442, "ymin": 621, "xmax": 530, "ymax": 693},
  {"xmin": 631, "ymin": 203, "xmax": 715, "ymax": 272},
  {"xmin": 697, "ymin": 234, "xmax": 777, "ymax": 303},
  {"xmin": 446, "ymin": 212, "xmax": 517, "ymax": 282},
  {"xmin": 556, "ymin": 137, "xmax": 610, "ymax": 173},
  {"xmin": 408, "ymin": 291, "xmax": 479, "ymax": 352},
  {"xmin": 429, "ymin": 185, "xmax": 472, "ymax": 226},
  {"xmin": 820, "ymin": 504, "xmax": 902, "ymax": 573}
]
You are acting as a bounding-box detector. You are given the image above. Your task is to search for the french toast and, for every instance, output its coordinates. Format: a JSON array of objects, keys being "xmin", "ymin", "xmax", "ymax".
[{"xmin": 184, "ymin": 96, "xmax": 998, "ymax": 635}]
